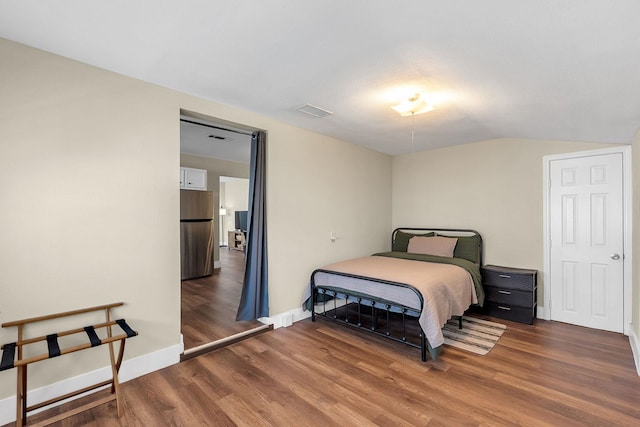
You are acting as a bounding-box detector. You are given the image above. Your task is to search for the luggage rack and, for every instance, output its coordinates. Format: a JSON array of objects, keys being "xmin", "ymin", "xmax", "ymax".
[{"xmin": 0, "ymin": 302, "xmax": 137, "ymax": 427}]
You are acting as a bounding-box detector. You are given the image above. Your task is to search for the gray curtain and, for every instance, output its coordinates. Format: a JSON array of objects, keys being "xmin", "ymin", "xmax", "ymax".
[{"xmin": 236, "ymin": 131, "xmax": 269, "ymax": 320}]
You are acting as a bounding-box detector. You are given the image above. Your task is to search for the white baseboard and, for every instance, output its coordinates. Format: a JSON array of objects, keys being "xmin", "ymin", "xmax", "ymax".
[
  {"xmin": 259, "ymin": 308, "xmax": 304, "ymax": 329},
  {"xmin": 259, "ymin": 302, "xmax": 350, "ymax": 329},
  {"xmin": 214, "ymin": 260, "xmax": 221, "ymax": 269},
  {"xmin": 629, "ymin": 326, "xmax": 640, "ymax": 376},
  {"xmin": 536, "ymin": 304, "xmax": 546, "ymax": 320},
  {"xmin": 0, "ymin": 343, "xmax": 182, "ymax": 425},
  {"xmin": 259, "ymin": 306, "xmax": 316, "ymax": 329}
]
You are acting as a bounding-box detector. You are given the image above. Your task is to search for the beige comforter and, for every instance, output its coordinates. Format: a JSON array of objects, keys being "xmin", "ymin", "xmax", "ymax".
[{"xmin": 318, "ymin": 256, "xmax": 478, "ymax": 348}]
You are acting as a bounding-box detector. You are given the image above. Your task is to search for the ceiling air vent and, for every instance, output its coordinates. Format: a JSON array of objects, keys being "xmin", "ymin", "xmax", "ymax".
[{"xmin": 296, "ymin": 104, "xmax": 333, "ymax": 118}]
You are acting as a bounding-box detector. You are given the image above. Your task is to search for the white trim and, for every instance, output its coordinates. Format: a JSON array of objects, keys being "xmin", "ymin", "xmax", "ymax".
[
  {"xmin": 260, "ymin": 301, "xmax": 351, "ymax": 329},
  {"xmin": 629, "ymin": 327, "xmax": 640, "ymax": 376},
  {"xmin": 0, "ymin": 343, "xmax": 182, "ymax": 425},
  {"xmin": 259, "ymin": 308, "xmax": 303, "ymax": 329},
  {"xmin": 260, "ymin": 306, "xmax": 321, "ymax": 328},
  {"xmin": 542, "ymin": 146, "xmax": 632, "ymax": 333},
  {"xmin": 214, "ymin": 260, "xmax": 221, "ymax": 269}
]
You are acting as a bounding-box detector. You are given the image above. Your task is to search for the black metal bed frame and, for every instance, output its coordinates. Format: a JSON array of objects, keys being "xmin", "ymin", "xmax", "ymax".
[
  {"xmin": 391, "ymin": 227, "xmax": 483, "ymax": 265},
  {"xmin": 310, "ymin": 227, "xmax": 480, "ymax": 362},
  {"xmin": 310, "ymin": 271, "xmax": 431, "ymax": 361}
]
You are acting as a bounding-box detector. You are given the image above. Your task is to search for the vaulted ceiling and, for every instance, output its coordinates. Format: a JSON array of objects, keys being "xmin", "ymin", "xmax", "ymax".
[{"xmin": 2, "ymin": 1, "xmax": 639, "ymax": 155}]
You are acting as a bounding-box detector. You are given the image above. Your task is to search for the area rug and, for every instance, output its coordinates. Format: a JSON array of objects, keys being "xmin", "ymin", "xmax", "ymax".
[{"xmin": 442, "ymin": 316, "xmax": 506, "ymax": 355}]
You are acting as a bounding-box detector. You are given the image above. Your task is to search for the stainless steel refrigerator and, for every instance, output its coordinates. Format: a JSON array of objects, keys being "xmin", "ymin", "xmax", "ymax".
[{"xmin": 180, "ymin": 190, "xmax": 214, "ymax": 280}]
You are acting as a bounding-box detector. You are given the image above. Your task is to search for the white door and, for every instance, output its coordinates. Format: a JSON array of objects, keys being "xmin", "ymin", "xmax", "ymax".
[{"xmin": 549, "ymin": 152, "xmax": 624, "ymax": 333}]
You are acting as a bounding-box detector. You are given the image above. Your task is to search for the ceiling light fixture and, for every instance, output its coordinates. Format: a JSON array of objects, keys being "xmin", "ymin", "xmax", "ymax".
[
  {"xmin": 391, "ymin": 93, "xmax": 434, "ymax": 116},
  {"xmin": 390, "ymin": 93, "xmax": 434, "ymax": 153}
]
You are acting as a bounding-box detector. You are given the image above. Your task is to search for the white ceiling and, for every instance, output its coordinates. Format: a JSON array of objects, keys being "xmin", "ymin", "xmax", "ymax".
[
  {"xmin": 180, "ymin": 116, "xmax": 252, "ymax": 164},
  {"xmin": 2, "ymin": 0, "xmax": 639, "ymax": 156}
]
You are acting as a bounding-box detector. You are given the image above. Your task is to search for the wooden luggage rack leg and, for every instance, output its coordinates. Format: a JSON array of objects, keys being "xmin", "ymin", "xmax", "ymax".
[
  {"xmin": 0, "ymin": 302, "xmax": 138, "ymax": 427},
  {"xmin": 17, "ymin": 325, "xmax": 26, "ymax": 427}
]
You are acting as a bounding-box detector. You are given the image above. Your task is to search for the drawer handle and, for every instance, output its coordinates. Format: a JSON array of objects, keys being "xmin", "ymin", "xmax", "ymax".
[
  {"xmin": 499, "ymin": 274, "xmax": 511, "ymax": 279},
  {"xmin": 498, "ymin": 290, "xmax": 511, "ymax": 295},
  {"xmin": 498, "ymin": 305, "xmax": 511, "ymax": 311}
]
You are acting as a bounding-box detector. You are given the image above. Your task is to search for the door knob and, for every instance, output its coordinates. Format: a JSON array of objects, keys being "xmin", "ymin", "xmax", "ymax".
[{"xmin": 610, "ymin": 253, "xmax": 621, "ymax": 260}]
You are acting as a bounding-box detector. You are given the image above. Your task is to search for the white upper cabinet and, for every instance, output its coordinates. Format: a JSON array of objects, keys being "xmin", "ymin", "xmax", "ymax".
[{"xmin": 180, "ymin": 167, "xmax": 207, "ymax": 190}]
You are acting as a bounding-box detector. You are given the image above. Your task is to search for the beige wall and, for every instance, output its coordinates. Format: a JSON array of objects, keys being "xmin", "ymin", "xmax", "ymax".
[
  {"xmin": 0, "ymin": 38, "xmax": 392, "ymax": 398},
  {"xmin": 267, "ymin": 126, "xmax": 392, "ymax": 313},
  {"xmin": 0, "ymin": 39, "xmax": 182, "ymax": 395},
  {"xmin": 180, "ymin": 154, "xmax": 249, "ymax": 262},
  {"xmin": 392, "ymin": 138, "xmax": 614, "ymax": 307}
]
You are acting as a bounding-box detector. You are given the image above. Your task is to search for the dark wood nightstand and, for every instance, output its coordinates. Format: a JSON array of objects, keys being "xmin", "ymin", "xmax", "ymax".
[{"xmin": 481, "ymin": 265, "xmax": 537, "ymax": 324}]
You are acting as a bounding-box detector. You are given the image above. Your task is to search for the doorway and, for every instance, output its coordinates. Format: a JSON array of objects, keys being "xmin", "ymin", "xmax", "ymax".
[
  {"xmin": 179, "ymin": 111, "xmax": 268, "ymax": 357},
  {"xmin": 543, "ymin": 146, "xmax": 631, "ymax": 334},
  {"xmin": 219, "ymin": 176, "xmax": 249, "ymax": 251}
]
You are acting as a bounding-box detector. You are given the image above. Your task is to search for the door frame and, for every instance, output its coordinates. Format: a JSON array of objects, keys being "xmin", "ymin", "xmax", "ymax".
[{"xmin": 542, "ymin": 146, "xmax": 632, "ymax": 335}]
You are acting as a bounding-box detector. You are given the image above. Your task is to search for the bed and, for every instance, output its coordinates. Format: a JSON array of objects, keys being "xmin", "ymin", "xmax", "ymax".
[{"xmin": 309, "ymin": 228, "xmax": 484, "ymax": 361}]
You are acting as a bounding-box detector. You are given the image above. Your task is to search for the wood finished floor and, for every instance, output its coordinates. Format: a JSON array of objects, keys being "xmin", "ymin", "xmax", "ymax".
[
  {"xmin": 16, "ymin": 315, "xmax": 640, "ymax": 426},
  {"xmin": 181, "ymin": 248, "xmax": 262, "ymax": 350}
]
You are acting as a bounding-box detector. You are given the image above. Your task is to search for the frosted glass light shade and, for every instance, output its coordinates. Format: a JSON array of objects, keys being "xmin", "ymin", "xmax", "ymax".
[{"xmin": 391, "ymin": 94, "xmax": 434, "ymax": 116}]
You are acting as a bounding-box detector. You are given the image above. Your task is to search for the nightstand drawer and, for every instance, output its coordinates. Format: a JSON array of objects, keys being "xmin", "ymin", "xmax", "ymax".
[
  {"xmin": 481, "ymin": 266, "xmax": 536, "ymax": 291},
  {"xmin": 486, "ymin": 301, "xmax": 536, "ymax": 324},
  {"xmin": 485, "ymin": 286, "xmax": 534, "ymax": 307}
]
